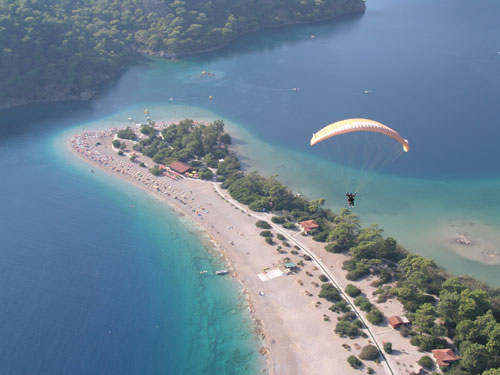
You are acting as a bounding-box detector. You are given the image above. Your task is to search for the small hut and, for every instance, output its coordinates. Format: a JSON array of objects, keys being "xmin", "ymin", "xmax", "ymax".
[
  {"xmin": 299, "ymin": 220, "xmax": 319, "ymax": 235},
  {"xmin": 388, "ymin": 315, "xmax": 410, "ymax": 329},
  {"xmin": 169, "ymin": 161, "xmax": 191, "ymax": 174},
  {"xmin": 432, "ymin": 349, "xmax": 459, "ymax": 368}
]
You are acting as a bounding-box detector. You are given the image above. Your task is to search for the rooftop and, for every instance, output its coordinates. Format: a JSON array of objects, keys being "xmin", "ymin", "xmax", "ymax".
[
  {"xmin": 169, "ymin": 161, "xmax": 191, "ymax": 174},
  {"xmin": 299, "ymin": 220, "xmax": 319, "ymax": 232},
  {"xmin": 432, "ymin": 349, "xmax": 459, "ymax": 367}
]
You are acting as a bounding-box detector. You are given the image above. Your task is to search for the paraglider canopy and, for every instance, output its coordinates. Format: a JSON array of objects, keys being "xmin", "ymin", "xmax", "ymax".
[
  {"xmin": 310, "ymin": 118, "xmax": 409, "ymax": 193},
  {"xmin": 311, "ymin": 118, "xmax": 409, "ymax": 152}
]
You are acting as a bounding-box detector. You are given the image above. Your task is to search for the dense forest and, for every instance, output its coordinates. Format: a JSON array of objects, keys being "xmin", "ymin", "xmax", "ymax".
[{"xmin": 0, "ymin": 0, "xmax": 365, "ymax": 107}]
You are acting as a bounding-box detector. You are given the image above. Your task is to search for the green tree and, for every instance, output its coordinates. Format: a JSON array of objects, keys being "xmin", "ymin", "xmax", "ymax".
[
  {"xmin": 383, "ymin": 342, "xmax": 392, "ymax": 354},
  {"xmin": 487, "ymin": 323, "xmax": 500, "ymax": 355},
  {"xmin": 150, "ymin": 166, "xmax": 162, "ymax": 176},
  {"xmin": 308, "ymin": 198, "xmax": 325, "ymax": 213},
  {"xmin": 413, "ymin": 303, "xmax": 437, "ymax": 334},
  {"xmin": 327, "ymin": 221, "xmax": 357, "ymax": 252},
  {"xmin": 418, "ymin": 355, "xmax": 433, "ymax": 369},
  {"xmin": 460, "ymin": 343, "xmax": 490, "ymax": 374},
  {"xmin": 458, "ymin": 289, "xmax": 490, "ymax": 321},
  {"xmin": 359, "ymin": 345, "xmax": 379, "ymax": 360},
  {"xmin": 199, "ymin": 169, "xmax": 213, "ymax": 180}
]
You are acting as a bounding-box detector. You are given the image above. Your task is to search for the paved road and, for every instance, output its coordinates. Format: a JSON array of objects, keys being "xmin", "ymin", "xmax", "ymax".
[{"xmin": 213, "ymin": 182, "xmax": 396, "ymax": 375}]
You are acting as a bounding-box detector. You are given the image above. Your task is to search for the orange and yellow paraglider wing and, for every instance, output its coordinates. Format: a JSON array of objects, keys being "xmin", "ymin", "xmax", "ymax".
[{"xmin": 310, "ymin": 118, "xmax": 409, "ymax": 152}]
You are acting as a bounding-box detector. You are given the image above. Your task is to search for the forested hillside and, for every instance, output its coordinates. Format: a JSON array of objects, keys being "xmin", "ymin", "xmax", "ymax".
[{"xmin": 0, "ymin": 0, "xmax": 365, "ymax": 108}]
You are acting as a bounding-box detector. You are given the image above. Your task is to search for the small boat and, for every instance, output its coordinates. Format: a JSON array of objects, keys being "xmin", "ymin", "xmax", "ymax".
[
  {"xmin": 90, "ymin": 169, "xmax": 95, "ymax": 173},
  {"xmin": 216, "ymin": 270, "xmax": 229, "ymax": 275},
  {"xmin": 199, "ymin": 270, "xmax": 208, "ymax": 274}
]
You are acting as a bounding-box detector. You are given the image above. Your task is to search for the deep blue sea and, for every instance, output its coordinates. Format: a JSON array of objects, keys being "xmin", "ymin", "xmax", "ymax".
[{"xmin": 1, "ymin": 0, "xmax": 500, "ymax": 373}]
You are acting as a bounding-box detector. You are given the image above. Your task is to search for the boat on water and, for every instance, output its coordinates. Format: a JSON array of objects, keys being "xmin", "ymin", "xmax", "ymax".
[
  {"xmin": 199, "ymin": 270, "xmax": 208, "ymax": 274},
  {"xmin": 216, "ymin": 270, "xmax": 229, "ymax": 275}
]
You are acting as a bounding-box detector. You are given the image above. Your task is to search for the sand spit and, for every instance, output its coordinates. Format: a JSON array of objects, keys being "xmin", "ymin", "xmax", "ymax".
[{"xmin": 68, "ymin": 123, "xmax": 426, "ymax": 375}]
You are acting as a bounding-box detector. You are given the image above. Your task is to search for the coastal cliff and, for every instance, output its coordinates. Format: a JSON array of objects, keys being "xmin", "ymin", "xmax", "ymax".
[{"xmin": 0, "ymin": 0, "xmax": 365, "ymax": 110}]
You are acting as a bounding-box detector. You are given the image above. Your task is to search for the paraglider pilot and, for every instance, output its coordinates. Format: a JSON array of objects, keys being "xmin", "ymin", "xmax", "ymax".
[{"xmin": 346, "ymin": 192, "xmax": 356, "ymax": 208}]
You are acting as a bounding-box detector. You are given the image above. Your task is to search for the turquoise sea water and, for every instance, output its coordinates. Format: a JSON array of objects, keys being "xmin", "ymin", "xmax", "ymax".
[
  {"xmin": 2, "ymin": 0, "xmax": 500, "ymax": 373},
  {"xmin": 0, "ymin": 107, "xmax": 262, "ymax": 373}
]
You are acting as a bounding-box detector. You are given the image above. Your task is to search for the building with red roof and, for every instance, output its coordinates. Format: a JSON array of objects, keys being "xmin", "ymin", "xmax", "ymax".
[
  {"xmin": 432, "ymin": 349, "xmax": 459, "ymax": 367},
  {"xmin": 169, "ymin": 161, "xmax": 191, "ymax": 174},
  {"xmin": 388, "ymin": 315, "xmax": 410, "ymax": 329},
  {"xmin": 299, "ymin": 220, "xmax": 319, "ymax": 234}
]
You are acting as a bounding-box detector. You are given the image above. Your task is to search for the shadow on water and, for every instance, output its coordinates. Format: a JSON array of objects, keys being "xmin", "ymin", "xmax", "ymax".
[{"xmin": 186, "ymin": 12, "xmax": 366, "ymax": 63}]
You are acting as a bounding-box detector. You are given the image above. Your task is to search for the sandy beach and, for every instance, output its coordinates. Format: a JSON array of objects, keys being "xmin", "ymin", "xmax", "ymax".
[{"xmin": 68, "ymin": 121, "xmax": 427, "ymax": 375}]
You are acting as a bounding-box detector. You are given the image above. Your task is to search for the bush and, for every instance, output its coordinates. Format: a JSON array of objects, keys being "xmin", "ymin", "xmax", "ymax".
[
  {"xmin": 359, "ymin": 345, "xmax": 379, "ymax": 360},
  {"xmin": 354, "ymin": 296, "xmax": 372, "ymax": 311},
  {"xmin": 117, "ymin": 127, "xmax": 137, "ymax": 140},
  {"xmin": 283, "ymin": 222, "xmax": 296, "ymax": 229},
  {"xmin": 325, "ymin": 241, "xmax": 346, "ymax": 253},
  {"xmin": 410, "ymin": 335, "xmax": 448, "ymax": 352},
  {"xmin": 336, "ymin": 321, "xmax": 360, "ymax": 338},
  {"xmin": 345, "ymin": 261, "xmax": 371, "ymax": 280},
  {"xmin": 265, "ymin": 237, "xmax": 273, "ymax": 245},
  {"xmin": 216, "ymin": 175, "xmax": 226, "ymax": 182},
  {"xmin": 345, "ymin": 284, "xmax": 361, "ymax": 297},
  {"xmin": 367, "ymin": 367, "xmax": 375, "ymax": 374},
  {"xmin": 312, "ymin": 231, "xmax": 328, "ymax": 242},
  {"xmin": 256, "ymin": 220, "xmax": 271, "ymax": 229},
  {"xmin": 112, "ymin": 139, "xmax": 121, "ymax": 148},
  {"xmin": 347, "ymin": 355, "xmax": 362, "ymax": 369},
  {"xmin": 383, "ymin": 342, "xmax": 393, "ymax": 354},
  {"xmin": 318, "ymin": 284, "xmax": 341, "ymax": 302},
  {"xmin": 149, "ymin": 166, "xmax": 162, "ymax": 176},
  {"xmin": 329, "ymin": 300, "xmax": 351, "ymax": 314},
  {"xmin": 271, "ymin": 216, "xmax": 286, "ymax": 224},
  {"xmin": 319, "ymin": 274, "xmax": 328, "ymax": 282},
  {"xmin": 339, "ymin": 311, "xmax": 358, "ymax": 321},
  {"xmin": 366, "ymin": 307, "xmax": 384, "ymax": 325},
  {"xmin": 139, "ymin": 162, "xmax": 146, "ymax": 168},
  {"xmin": 276, "ymin": 233, "xmax": 285, "ymax": 241},
  {"xmin": 199, "ymin": 169, "xmax": 214, "ymax": 180},
  {"xmin": 259, "ymin": 230, "xmax": 273, "ymax": 238},
  {"xmin": 303, "ymin": 255, "xmax": 312, "ymax": 261},
  {"xmin": 400, "ymin": 326, "xmax": 409, "ymax": 337},
  {"xmin": 117, "ymin": 150, "xmax": 124, "ymax": 156},
  {"xmin": 418, "ymin": 355, "xmax": 433, "ymax": 369}
]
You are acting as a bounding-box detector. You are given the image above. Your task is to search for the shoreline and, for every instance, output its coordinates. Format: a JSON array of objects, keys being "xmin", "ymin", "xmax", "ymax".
[
  {"xmin": 66, "ymin": 119, "xmax": 428, "ymax": 375},
  {"xmin": 0, "ymin": 7, "xmax": 365, "ymax": 111}
]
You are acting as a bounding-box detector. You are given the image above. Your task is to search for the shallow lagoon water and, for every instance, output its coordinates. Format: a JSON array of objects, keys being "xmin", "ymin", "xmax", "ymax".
[
  {"xmin": 2, "ymin": 0, "xmax": 500, "ymax": 372},
  {"xmin": 0, "ymin": 106, "xmax": 262, "ymax": 374}
]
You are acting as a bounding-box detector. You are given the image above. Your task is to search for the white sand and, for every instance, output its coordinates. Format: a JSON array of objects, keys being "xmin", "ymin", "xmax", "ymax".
[{"xmin": 68, "ymin": 124, "xmax": 428, "ymax": 375}]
